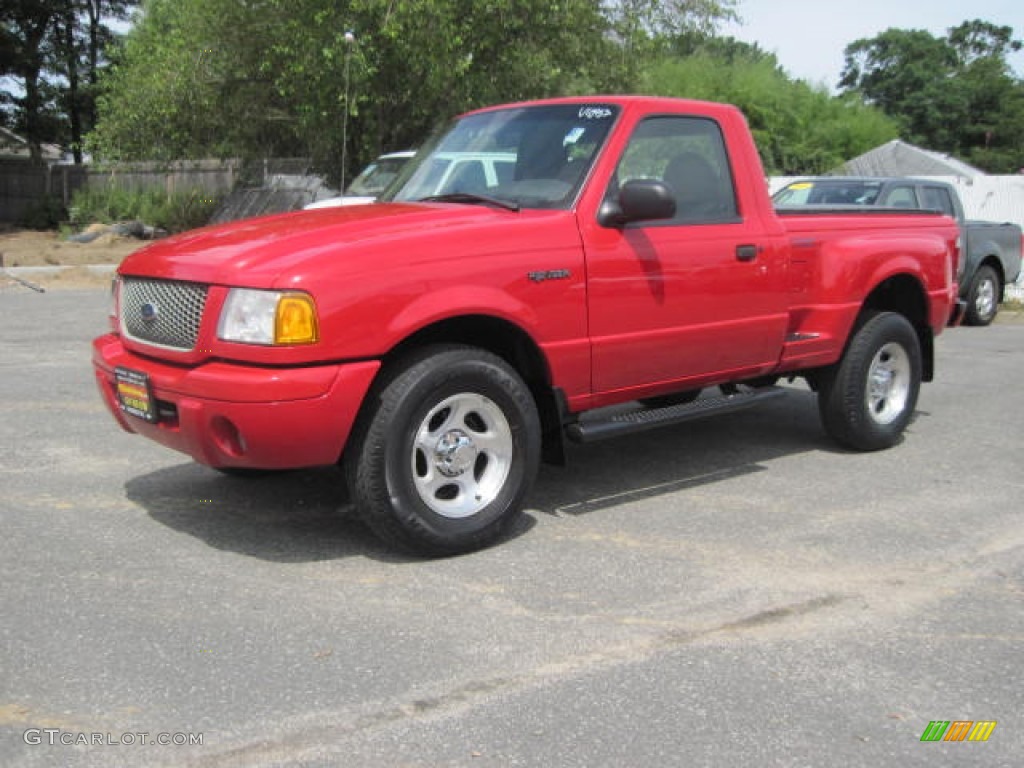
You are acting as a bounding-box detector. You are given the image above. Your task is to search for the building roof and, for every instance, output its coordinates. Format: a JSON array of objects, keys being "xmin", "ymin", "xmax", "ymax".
[
  {"xmin": 837, "ymin": 139, "xmax": 985, "ymax": 179},
  {"xmin": 0, "ymin": 126, "xmax": 62, "ymax": 161}
]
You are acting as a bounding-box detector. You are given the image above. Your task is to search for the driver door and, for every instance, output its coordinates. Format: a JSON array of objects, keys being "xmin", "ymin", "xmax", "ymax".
[{"xmin": 581, "ymin": 115, "xmax": 788, "ymax": 395}]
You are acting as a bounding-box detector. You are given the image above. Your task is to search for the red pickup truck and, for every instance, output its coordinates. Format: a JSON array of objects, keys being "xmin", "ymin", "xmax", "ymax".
[{"xmin": 93, "ymin": 96, "xmax": 961, "ymax": 555}]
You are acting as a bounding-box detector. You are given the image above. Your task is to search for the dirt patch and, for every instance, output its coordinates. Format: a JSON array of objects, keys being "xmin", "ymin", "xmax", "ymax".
[
  {"xmin": 0, "ymin": 267, "xmax": 114, "ymax": 292},
  {"xmin": 0, "ymin": 229, "xmax": 144, "ymax": 268},
  {"xmin": 0, "ymin": 229, "xmax": 145, "ymax": 290}
]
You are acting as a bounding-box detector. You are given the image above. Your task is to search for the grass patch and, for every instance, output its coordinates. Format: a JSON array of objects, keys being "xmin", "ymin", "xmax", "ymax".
[{"xmin": 69, "ymin": 187, "xmax": 221, "ymax": 234}]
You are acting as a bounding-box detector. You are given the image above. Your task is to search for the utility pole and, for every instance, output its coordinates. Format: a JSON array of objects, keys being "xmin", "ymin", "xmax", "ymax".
[{"xmin": 340, "ymin": 30, "xmax": 356, "ymax": 193}]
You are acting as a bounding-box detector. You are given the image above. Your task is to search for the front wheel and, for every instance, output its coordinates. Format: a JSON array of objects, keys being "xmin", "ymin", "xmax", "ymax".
[
  {"xmin": 818, "ymin": 312, "xmax": 922, "ymax": 451},
  {"xmin": 347, "ymin": 346, "xmax": 541, "ymax": 556},
  {"xmin": 965, "ymin": 265, "xmax": 1000, "ymax": 326}
]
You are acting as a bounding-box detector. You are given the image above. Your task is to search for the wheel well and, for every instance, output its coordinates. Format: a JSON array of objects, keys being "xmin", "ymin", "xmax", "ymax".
[
  {"xmin": 385, "ymin": 316, "xmax": 566, "ymax": 463},
  {"xmin": 860, "ymin": 275, "xmax": 934, "ymax": 381},
  {"xmin": 976, "ymin": 256, "xmax": 1005, "ymax": 299}
]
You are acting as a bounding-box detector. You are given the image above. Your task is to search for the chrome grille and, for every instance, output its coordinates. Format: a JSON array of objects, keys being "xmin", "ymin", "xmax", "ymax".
[{"xmin": 121, "ymin": 278, "xmax": 208, "ymax": 350}]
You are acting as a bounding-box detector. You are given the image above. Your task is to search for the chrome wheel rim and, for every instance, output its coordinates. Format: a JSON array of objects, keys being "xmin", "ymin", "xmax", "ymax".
[
  {"xmin": 866, "ymin": 342, "xmax": 911, "ymax": 425},
  {"xmin": 975, "ymin": 277, "xmax": 996, "ymax": 320},
  {"xmin": 410, "ymin": 393, "xmax": 513, "ymax": 519}
]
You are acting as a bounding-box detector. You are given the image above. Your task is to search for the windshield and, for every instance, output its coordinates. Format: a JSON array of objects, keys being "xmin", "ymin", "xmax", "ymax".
[
  {"xmin": 381, "ymin": 103, "xmax": 620, "ymax": 209},
  {"xmin": 346, "ymin": 155, "xmax": 412, "ymax": 196},
  {"xmin": 774, "ymin": 179, "xmax": 883, "ymax": 206}
]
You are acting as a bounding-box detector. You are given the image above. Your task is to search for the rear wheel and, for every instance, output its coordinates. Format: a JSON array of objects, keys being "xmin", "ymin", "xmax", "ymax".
[
  {"xmin": 964, "ymin": 265, "xmax": 999, "ymax": 326},
  {"xmin": 818, "ymin": 312, "xmax": 922, "ymax": 451},
  {"xmin": 347, "ymin": 346, "xmax": 541, "ymax": 556}
]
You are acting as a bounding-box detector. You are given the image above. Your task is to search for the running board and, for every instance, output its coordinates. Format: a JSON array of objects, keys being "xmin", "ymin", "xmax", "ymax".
[{"xmin": 565, "ymin": 387, "xmax": 787, "ymax": 444}]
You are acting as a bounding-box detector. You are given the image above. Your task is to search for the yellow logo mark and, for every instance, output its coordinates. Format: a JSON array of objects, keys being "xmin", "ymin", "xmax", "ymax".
[{"xmin": 968, "ymin": 721, "xmax": 997, "ymax": 742}]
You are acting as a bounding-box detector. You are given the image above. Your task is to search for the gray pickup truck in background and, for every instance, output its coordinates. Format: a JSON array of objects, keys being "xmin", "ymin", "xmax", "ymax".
[{"xmin": 774, "ymin": 177, "xmax": 1023, "ymax": 325}]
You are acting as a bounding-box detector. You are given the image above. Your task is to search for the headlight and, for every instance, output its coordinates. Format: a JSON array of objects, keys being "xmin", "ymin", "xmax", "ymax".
[{"xmin": 218, "ymin": 288, "xmax": 319, "ymax": 345}]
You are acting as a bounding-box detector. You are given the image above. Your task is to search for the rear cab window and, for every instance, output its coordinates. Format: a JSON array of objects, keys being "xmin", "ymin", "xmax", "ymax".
[
  {"xmin": 878, "ymin": 185, "xmax": 919, "ymax": 208},
  {"xmin": 920, "ymin": 186, "xmax": 956, "ymax": 216},
  {"xmin": 774, "ymin": 180, "xmax": 883, "ymax": 206}
]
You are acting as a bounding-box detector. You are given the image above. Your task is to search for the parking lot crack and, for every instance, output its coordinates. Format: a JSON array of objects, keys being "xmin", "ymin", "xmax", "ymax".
[{"xmin": 715, "ymin": 593, "xmax": 847, "ymax": 632}]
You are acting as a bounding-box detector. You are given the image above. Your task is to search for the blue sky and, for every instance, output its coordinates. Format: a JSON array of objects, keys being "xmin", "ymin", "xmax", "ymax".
[{"xmin": 723, "ymin": 0, "xmax": 1024, "ymax": 90}]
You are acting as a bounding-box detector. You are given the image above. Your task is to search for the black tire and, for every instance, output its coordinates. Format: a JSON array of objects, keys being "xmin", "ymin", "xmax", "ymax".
[
  {"xmin": 639, "ymin": 389, "xmax": 701, "ymax": 408},
  {"xmin": 964, "ymin": 265, "xmax": 1000, "ymax": 326},
  {"xmin": 347, "ymin": 345, "xmax": 541, "ymax": 556},
  {"xmin": 818, "ymin": 312, "xmax": 922, "ymax": 451}
]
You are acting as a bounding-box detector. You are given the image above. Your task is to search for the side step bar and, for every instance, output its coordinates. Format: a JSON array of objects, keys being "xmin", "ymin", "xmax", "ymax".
[{"xmin": 565, "ymin": 387, "xmax": 787, "ymax": 444}]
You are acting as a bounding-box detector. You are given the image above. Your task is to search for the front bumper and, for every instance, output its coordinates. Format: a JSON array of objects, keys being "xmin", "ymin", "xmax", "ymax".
[{"xmin": 92, "ymin": 334, "xmax": 380, "ymax": 470}]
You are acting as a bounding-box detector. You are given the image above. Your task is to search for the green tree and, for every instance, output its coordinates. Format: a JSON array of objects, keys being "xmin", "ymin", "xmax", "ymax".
[
  {"xmin": 1, "ymin": 0, "xmax": 135, "ymax": 161},
  {"xmin": 947, "ymin": 19, "xmax": 1021, "ymax": 64},
  {"xmin": 602, "ymin": 0, "xmax": 739, "ymax": 86},
  {"xmin": 77, "ymin": 1, "xmax": 137, "ymax": 156},
  {"xmin": 89, "ymin": 0, "xmax": 745, "ymax": 183},
  {"xmin": 262, "ymin": 0, "xmax": 616, "ymax": 183},
  {"xmin": 1, "ymin": 0, "xmax": 55, "ymax": 159},
  {"xmin": 947, "ymin": 21, "xmax": 1024, "ymax": 172},
  {"xmin": 641, "ymin": 41, "xmax": 898, "ymax": 174},
  {"xmin": 840, "ymin": 20, "xmax": 1024, "ymax": 172},
  {"xmin": 86, "ymin": 1, "xmax": 309, "ymax": 163},
  {"xmin": 91, "ymin": 0, "xmax": 616, "ymax": 181},
  {"xmin": 840, "ymin": 28, "xmax": 964, "ymax": 150}
]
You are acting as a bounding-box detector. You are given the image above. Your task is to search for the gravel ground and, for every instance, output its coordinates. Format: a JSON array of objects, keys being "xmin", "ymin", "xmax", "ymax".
[{"xmin": 1, "ymin": 288, "xmax": 1022, "ymax": 768}]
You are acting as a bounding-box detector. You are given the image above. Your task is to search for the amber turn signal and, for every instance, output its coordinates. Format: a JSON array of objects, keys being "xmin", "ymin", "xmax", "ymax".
[{"xmin": 275, "ymin": 293, "xmax": 319, "ymax": 345}]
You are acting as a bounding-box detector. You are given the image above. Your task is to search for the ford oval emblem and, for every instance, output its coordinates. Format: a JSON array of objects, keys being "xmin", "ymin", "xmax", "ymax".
[{"xmin": 140, "ymin": 302, "xmax": 159, "ymax": 324}]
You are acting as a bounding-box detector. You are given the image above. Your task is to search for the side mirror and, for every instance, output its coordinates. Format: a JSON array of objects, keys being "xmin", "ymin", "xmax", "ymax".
[{"xmin": 598, "ymin": 179, "xmax": 676, "ymax": 228}]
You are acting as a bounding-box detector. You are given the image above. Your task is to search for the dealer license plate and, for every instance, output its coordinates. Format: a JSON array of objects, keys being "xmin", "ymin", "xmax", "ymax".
[{"xmin": 115, "ymin": 367, "xmax": 157, "ymax": 423}]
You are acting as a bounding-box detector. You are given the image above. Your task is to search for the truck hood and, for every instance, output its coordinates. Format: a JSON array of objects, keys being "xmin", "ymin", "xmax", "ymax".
[{"xmin": 118, "ymin": 203, "xmax": 543, "ymax": 287}]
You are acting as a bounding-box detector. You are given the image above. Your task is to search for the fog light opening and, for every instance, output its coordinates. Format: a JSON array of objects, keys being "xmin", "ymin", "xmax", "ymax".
[{"xmin": 211, "ymin": 416, "xmax": 247, "ymax": 458}]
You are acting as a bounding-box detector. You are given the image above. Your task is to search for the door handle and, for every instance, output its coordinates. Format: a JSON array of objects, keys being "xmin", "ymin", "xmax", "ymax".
[{"xmin": 736, "ymin": 244, "xmax": 759, "ymax": 262}]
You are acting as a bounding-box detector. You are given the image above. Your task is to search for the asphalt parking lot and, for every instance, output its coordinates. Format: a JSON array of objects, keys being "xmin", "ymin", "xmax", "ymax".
[{"xmin": 1, "ymin": 286, "xmax": 1022, "ymax": 767}]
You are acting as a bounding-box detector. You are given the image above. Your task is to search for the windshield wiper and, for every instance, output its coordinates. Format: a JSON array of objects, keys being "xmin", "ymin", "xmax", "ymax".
[{"xmin": 418, "ymin": 192, "xmax": 520, "ymax": 212}]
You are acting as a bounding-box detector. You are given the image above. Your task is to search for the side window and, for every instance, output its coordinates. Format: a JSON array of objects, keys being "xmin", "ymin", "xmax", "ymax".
[
  {"xmin": 920, "ymin": 186, "xmax": 956, "ymax": 216},
  {"xmin": 880, "ymin": 185, "xmax": 918, "ymax": 208},
  {"xmin": 775, "ymin": 182, "xmax": 813, "ymax": 205},
  {"xmin": 612, "ymin": 116, "xmax": 739, "ymax": 224}
]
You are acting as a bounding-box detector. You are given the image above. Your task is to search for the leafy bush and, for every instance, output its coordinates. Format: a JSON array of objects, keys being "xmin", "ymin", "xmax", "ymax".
[
  {"xmin": 69, "ymin": 187, "xmax": 221, "ymax": 233},
  {"xmin": 18, "ymin": 196, "xmax": 67, "ymax": 230},
  {"xmin": 640, "ymin": 51, "xmax": 898, "ymax": 175}
]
